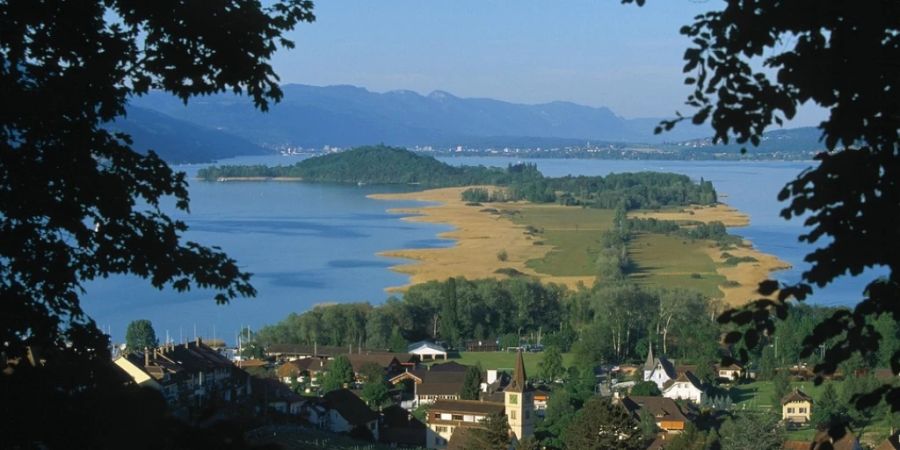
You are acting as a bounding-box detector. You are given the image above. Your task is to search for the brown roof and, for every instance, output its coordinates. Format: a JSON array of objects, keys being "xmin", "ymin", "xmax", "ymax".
[
  {"xmin": 782, "ymin": 389, "xmax": 813, "ymax": 405},
  {"xmin": 417, "ymin": 371, "xmax": 467, "ymax": 396},
  {"xmin": 447, "ymin": 427, "xmax": 478, "ymax": 450},
  {"xmin": 877, "ymin": 432, "xmax": 900, "ymax": 450},
  {"xmin": 266, "ymin": 343, "xmax": 351, "ymax": 357},
  {"xmin": 621, "ymin": 396, "xmax": 687, "ymax": 424},
  {"xmin": 239, "ymin": 358, "xmax": 268, "ymax": 368},
  {"xmin": 429, "ymin": 399, "xmax": 505, "ymax": 416},
  {"xmin": 391, "ymin": 368, "xmax": 468, "ymax": 396},
  {"xmin": 783, "ymin": 430, "xmax": 860, "ymax": 450},
  {"xmin": 123, "ymin": 340, "xmax": 239, "ymax": 384},
  {"xmin": 346, "ymin": 353, "xmax": 402, "ymax": 373},
  {"xmin": 323, "ymin": 389, "xmax": 378, "ymax": 426},
  {"xmin": 429, "ymin": 361, "xmax": 470, "ymax": 372},
  {"xmin": 506, "ymin": 350, "xmax": 527, "ymax": 393}
]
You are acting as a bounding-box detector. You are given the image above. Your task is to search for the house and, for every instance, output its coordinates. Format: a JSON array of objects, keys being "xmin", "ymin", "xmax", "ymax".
[
  {"xmin": 781, "ymin": 389, "xmax": 813, "ymax": 424},
  {"xmin": 265, "ymin": 343, "xmax": 348, "ymax": 361},
  {"xmin": 276, "ymin": 357, "xmax": 329, "ymax": 386},
  {"xmin": 408, "ymin": 341, "xmax": 448, "ymax": 360},
  {"xmin": 716, "ymin": 363, "xmax": 744, "ymax": 381},
  {"xmin": 113, "ymin": 338, "xmax": 252, "ymax": 419},
  {"xmin": 662, "ymin": 371, "xmax": 706, "ymax": 404},
  {"xmin": 464, "ymin": 339, "xmax": 499, "ymax": 352},
  {"xmin": 424, "ymin": 350, "xmax": 535, "ymax": 449},
  {"xmin": 533, "ymin": 387, "xmax": 551, "ymax": 416},
  {"xmin": 876, "ymin": 431, "xmax": 900, "ymax": 450},
  {"xmin": 390, "ymin": 368, "xmax": 468, "ymax": 407},
  {"xmin": 621, "ymin": 396, "xmax": 688, "ymax": 433},
  {"xmin": 380, "ymin": 404, "xmax": 427, "ymax": 448},
  {"xmin": 346, "ymin": 352, "xmax": 407, "ymax": 380},
  {"xmin": 426, "ymin": 400, "xmax": 505, "ymax": 448},
  {"xmin": 429, "ymin": 361, "xmax": 469, "ymax": 372},
  {"xmin": 643, "ymin": 344, "xmax": 677, "ymax": 390},
  {"xmin": 312, "ymin": 389, "xmax": 379, "ymax": 440},
  {"xmin": 251, "ymin": 377, "xmax": 305, "ymax": 416},
  {"xmin": 783, "ymin": 430, "xmax": 862, "ymax": 450}
]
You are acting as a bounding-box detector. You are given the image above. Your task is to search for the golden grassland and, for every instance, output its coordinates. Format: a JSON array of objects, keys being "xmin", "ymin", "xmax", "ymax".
[
  {"xmin": 635, "ymin": 203, "xmax": 792, "ymax": 306},
  {"xmin": 370, "ymin": 188, "xmax": 790, "ymax": 306}
]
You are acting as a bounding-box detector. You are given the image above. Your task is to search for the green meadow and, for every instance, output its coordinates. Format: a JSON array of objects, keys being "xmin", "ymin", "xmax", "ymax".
[{"xmin": 501, "ymin": 204, "xmax": 725, "ymax": 297}]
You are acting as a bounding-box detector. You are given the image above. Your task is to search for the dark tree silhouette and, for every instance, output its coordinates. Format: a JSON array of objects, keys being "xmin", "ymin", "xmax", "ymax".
[
  {"xmin": 0, "ymin": 1, "xmax": 314, "ymax": 448},
  {"xmin": 623, "ymin": 0, "xmax": 900, "ymax": 416}
]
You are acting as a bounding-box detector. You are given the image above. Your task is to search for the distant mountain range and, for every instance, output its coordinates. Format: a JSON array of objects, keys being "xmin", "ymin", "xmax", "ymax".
[
  {"xmin": 117, "ymin": 83, "xmax": 824, "ymax": 163},
  {"xmin": 109, "ymin": 106, "xmax": 267, "ymax": 163}
]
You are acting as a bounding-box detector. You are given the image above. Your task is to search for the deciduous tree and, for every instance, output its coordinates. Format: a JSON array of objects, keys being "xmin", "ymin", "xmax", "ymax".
[
  {"xmin": 623, "ymin": 0, "xmax": 900, "ymax": 414},
  {"xmin": 125, "ymin": 319, "xmax": 158, "ymax": 351},
  {"xmin": 0, "ymin": 1, "xmax": 314, "ymax": 447}
]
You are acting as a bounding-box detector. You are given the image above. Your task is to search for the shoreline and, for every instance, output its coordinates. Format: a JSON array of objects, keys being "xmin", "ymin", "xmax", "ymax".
[
  {"xmin": 372, "ymin": 188, "xmax": 791, "ymax": 306},
  {"xmin": 644, "ymin": 206, "xmax": 792, "ymax": 307},
  {"xmin": 199, "ymin": 176, "xmax": 304, "ymax": 182}
]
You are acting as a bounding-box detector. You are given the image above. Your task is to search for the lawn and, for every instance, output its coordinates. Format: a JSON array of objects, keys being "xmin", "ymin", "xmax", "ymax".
[
  {"xmin": 426, "ymin": 351, "xmax": 576, "ymax": 377},
  {"xmin": 628, "ymin": 232, "xmax": 726, "ymax": 298}
]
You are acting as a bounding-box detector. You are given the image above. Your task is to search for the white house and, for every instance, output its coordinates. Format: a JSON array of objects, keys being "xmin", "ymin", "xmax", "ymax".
[
  {"xmin": 643, "ymin": 344, "xmax": 676, "ymax": 390},
  {"xmin": 662, "ymin": 371, "xmax": 706, "ymax": 404},
  {"xmin": 408, "ymin": 341, "xmax": 448, "ymax": 360}
]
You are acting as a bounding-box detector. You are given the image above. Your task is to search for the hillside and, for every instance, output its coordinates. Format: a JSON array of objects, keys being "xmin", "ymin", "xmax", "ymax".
[
  {"xmin": 199, "ymin": 146, "xmax": 717, "ymax": 209},
  {"xmin": 130, "ymin": 84, "xmax": 714, "ymax": 147},
  {"xmin": 109, "ymin": 106, "xmax": 269, "ymax": 163}
]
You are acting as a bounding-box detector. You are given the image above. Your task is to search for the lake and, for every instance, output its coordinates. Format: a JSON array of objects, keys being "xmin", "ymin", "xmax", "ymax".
[{"xmin": 82, "ymin": 155, "xmax": 876, "ymax": 344}]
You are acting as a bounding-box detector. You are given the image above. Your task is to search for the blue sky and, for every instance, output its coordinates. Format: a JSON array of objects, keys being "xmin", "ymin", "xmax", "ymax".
[{"xmin": 272, "ymin": 1, "xmax": 825, "ymax": 126}]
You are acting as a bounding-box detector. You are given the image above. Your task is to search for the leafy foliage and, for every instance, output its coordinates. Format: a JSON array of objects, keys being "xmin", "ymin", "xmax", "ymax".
[
  {"xmin": 125, "ymin": 320, "xmax": 158, "ymax": 351},
  {"xmin": 631, "ymin": 381, "xmax": 661, "ymax": 397},
  {"xmin": 200, "ymin": 146, "xmax": 718, "ymax": 209},
  {"xmin": 625, "ymin": 0, "xmax": 900, "ymax": 418},
  {"xmin": 321, "ymin": 355, "xmax": 354, "ymax": 393},
  {"xmin": 563, "ymin": 397, "xmax": 642, "ymax": 450},
  {"xmin": 461, "ymin": 365, "xmax": 483, "ymax": 400},
  {"xmin": 0, "ymin": 1, "xmax": 314, "ymax": 447},
  {"xmin": 465, "ymin": 413, "xmax": 511, "ymax": 450},
  {"xmin": 716, "ymin": 412, "xmax": 783, "ymax": 450}
]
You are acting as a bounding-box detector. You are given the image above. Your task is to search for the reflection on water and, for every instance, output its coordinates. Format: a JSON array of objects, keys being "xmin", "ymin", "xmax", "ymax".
[{"xmin": 82, "ymin": 155, "xmax": 876, "ymax": 344}]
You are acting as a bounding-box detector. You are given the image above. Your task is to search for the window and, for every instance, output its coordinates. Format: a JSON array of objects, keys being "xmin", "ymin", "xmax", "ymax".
[
  {"xmin": 510, "ymin": 410, "xmax": 517, "ymax": 420},
  {"xmin": 509, "ymin": 394, "xmax": 518, "ymax": 405},
  {"xmin": 452, "ymin": 414, "xmax": 463, "ymax": 421},
  {"xmin": 435, "ymin": 426, "xmax": 448, "ymax": 433},
  {"xmin": 787, "ymin": 408, "xmax": 795, "ymax": 414},
  {"xmin": 799, "ymin": 408, "xmax": 807, "ymax": 414}
]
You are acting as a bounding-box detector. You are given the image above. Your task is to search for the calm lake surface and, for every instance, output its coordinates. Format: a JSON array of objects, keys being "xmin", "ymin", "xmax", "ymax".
[{"xmin": 82, "ymin": 155, "xmax": 877, "ymax": 344}]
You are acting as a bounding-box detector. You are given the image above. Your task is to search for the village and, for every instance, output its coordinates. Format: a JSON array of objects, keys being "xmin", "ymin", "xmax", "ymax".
[{"xmin": 111, "ymin": 333, "xmax": 899, "ymax": 450}]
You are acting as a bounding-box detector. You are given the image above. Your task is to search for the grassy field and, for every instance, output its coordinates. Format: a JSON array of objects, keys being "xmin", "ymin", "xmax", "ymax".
[
  {"xmin": 425, "ymin": 351, "xmax": 576, "ymax": 377},
  {"xmin": 730, "ymin": 380, "xmax": 894, "ymax": 444},
  {"xmin": 502, "ymin": 205, "xmax": 615, "ymax": 277},
  {"xmin": 628, "ymin": 232, "xmax": 726, "ymax": 298},
  {"xmin": 502, "ymin": 204, "xmax": 726, "ymax": 298}
]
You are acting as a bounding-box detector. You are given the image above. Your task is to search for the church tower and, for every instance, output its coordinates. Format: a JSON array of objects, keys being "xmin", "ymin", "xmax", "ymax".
[
  {"xmin": 505, "ymin": 350, "xmax": 534, "ymax": 442},
  {"xmin": 643, "ymin": 341, "xmax": 656, "ymax": 381}
]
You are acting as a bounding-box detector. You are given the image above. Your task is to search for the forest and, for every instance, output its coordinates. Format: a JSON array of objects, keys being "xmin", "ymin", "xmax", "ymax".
[
  {"xmin": 199, "ymin": 145, "xmax": 717, "ymax": 209},
  {"xmin": 253, "ymin": 276, "xmax": 898, "ymax": 382}
]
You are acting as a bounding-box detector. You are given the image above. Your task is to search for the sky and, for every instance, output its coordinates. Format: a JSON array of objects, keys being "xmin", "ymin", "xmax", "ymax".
[{"xmin": 271, "ymin": 0, "xmax": 826, "ymax": 127}]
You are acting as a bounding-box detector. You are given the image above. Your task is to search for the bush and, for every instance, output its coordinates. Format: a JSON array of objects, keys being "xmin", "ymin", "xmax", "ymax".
[{"xmin": 497, "ymin": 249, "xmax": 508, "ymax": 262}]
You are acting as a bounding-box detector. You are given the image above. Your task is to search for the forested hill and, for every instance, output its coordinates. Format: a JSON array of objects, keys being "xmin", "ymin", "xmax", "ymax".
[{"xmin": 198, "ymin": 145, "xmax": 717, "ymax": 209}]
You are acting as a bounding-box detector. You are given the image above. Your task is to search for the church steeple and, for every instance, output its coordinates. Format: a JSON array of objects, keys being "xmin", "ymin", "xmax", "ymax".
[
  {"xmin": 508, "ymin": 349, "xmax": 527, "ymax": 393},
  {"xmin": 643, "ymin": 341, "xmax": 655, "ymax": 371},
  {"xmin": 504, "ymin": 349, "xmax": 533, "ymax": 442}
]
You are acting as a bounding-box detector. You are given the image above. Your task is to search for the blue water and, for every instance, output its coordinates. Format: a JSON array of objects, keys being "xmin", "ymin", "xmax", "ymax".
[{"xmin": 81, "ymin": 155, "xmax": 876, "ymax": 344}]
